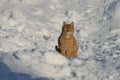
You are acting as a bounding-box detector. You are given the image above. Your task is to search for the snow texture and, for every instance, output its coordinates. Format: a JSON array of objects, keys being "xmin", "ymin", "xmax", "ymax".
[{"xmin": 0, "ymin": 0, "xmax": 120, "ymax": 80}]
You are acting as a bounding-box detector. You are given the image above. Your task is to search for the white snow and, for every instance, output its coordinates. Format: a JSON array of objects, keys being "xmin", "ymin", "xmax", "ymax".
[
  {"xmin": 0, "ymin": 0, "xmax": 120, "ymax": 80},
  {"xmin": 44, "ymin": 52, "xmax": 68, "ymax": 65}
]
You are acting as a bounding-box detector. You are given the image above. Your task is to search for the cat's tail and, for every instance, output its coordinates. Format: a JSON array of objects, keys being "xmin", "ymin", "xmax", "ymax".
[{"xmin": 55, "ymin": 45, "xmax": 60, "ymax": 53}]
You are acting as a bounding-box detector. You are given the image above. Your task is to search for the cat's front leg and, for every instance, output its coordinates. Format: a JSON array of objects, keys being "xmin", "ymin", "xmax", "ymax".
[{"xmin": 60, "ymin": 48, "xmax": 66, "ymax": 56}]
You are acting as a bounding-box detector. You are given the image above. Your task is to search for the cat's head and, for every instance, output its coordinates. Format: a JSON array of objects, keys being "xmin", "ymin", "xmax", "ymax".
[{"xmin": 62, "ymin": 21, "xmax": 74, "ymax": 34}]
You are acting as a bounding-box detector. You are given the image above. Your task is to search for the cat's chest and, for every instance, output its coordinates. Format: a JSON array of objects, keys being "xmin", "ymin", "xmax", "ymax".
[
  {"xmin": 62, "ymin": 39, "xmax": 74, "ymax": 50},
  {"xmin": 64, "ymin": 38, "xmax": 72, "ymax": 43},
  {"xmin": 60, "ymin": 36, "xmax": 74, "ymax": 46}
]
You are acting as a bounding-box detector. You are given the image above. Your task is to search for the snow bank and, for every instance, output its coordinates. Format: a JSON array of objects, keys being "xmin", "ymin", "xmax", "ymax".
[{"xmin": 44, "ymin": 52, "xmax": 68, "ymax": 65}]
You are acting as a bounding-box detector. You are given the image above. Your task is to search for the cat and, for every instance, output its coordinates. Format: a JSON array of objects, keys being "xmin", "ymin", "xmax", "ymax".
[{"xmin": 55, "ymin": 21, "xmax": 78, "ymax": 57}]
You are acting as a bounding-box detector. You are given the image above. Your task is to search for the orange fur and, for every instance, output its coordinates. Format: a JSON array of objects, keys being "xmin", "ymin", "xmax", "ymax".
[{"xmin": 55, "ymin": 21, "xmax": 78, "ymax": 57}]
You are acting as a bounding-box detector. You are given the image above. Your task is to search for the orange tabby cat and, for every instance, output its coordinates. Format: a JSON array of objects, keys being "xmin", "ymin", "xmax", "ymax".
[{"xmin": 55, "ymin": 21, "xmax": 78, "ymax": 57}]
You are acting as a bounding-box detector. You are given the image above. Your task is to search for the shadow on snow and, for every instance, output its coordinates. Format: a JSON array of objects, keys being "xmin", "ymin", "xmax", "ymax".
[{"xmin": 0, "ymin": 62, "xmax": 50, "ymax": 80}]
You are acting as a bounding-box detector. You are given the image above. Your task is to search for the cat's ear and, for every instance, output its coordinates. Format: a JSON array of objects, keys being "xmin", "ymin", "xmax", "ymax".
[
  {"xmin": 63, "ymin": 21, "xmax": 66, "ymax": 25},
  {"xmin": 71, "ymin": 21, "xmax": 74, "ymax": 26}
]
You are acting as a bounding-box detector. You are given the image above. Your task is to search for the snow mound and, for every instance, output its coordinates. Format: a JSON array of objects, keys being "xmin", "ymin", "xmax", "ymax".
[{"xmin": 44, "ymin": 52, "xmax": 68, "ymax": 66}]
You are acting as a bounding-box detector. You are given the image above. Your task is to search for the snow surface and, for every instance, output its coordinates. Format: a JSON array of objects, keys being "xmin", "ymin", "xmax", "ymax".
[{"xmin": 0, "ymin": 0, "xmax": 120, "ymax": 80}]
